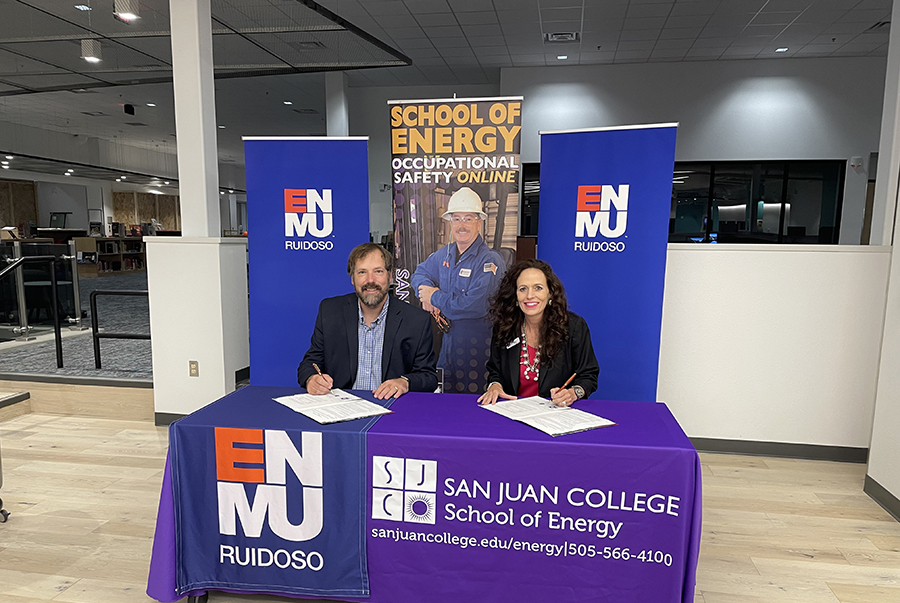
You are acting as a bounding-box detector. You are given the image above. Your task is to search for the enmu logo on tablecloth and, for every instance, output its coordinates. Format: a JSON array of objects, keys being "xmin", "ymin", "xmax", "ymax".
[
  {"xmin": 284, "ymin": 188, "xmax": 334, "ymax": 239},
  {"xmin": 215, "ymin": 428, "xmax": 324, "ymax": 542},
  {"xmin": 372, "ymin": 456, "xmax": 438, "ymax": 524}
]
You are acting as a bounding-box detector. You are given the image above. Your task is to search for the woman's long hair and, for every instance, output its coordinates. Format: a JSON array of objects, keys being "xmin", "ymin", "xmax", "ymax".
[{"xmin": 489, "ymin": 259, "xmax": 569, "ymax": 365}]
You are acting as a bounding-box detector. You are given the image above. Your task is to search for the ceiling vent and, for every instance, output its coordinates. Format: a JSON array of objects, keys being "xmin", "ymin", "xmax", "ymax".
[
  {"xmin": 292, "ymin": 108, "xmax": 319, "ymax": 115},
  {"xmin": 81, "ymin": 111, "xmax": 106, "ymax": 116},
  {"xmin": 867, "ymin": 21, "xmax": 890, "ymax": 31},
  {"xmin": 125, "ymin": 122, "xmax": 148, "ymax": 126},
  {"xmin": 544, "ymin": 32, "xmax": 579, "ymax": 43}
]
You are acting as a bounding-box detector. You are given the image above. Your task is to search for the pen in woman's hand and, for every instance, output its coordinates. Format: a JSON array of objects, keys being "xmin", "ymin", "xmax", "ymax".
[{"xmin": 550, "ymin": 373, "xmax": 577, "ymax": 407}]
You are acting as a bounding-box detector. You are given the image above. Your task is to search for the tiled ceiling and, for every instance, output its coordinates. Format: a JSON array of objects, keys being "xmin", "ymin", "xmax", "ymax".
[
  {"xmin": 0, "ymin": 0, "xmax": 410, "ymax": 95},
  {"xmin": 324, "ymin": 0, "xmax": 892, "ymax": 87},
  {"xmin": 0, "ymin": 0, "xmax": 892, "ymax": 186},
  {"xmin": 0, "ymin": 1, "xmax": 890, "ymax": 93}
]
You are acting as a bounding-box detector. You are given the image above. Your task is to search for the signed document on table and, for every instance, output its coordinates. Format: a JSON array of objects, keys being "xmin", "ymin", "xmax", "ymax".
[
  {"xmin": 273, "ymin": 389, "xmax": 392, "ymax": 424},
  {"xmin": 482, "ymin": 396, "xmax": 615, "ymax": 437}
]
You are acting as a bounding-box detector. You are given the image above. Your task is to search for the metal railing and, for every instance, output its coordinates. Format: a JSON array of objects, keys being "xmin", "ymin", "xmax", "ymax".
[
  {"xmin": 89, "ymin": 290, "xmax": 150, "ymax": 369},
  {"xmin": 0, "ymin": 255, "xmax": 64, "ymax": 367}
]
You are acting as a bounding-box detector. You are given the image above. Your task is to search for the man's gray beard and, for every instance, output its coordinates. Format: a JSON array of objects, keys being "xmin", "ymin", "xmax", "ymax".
[{"xmin": 358, "ymin": 287, "xmax": 387, "ymax": 308}]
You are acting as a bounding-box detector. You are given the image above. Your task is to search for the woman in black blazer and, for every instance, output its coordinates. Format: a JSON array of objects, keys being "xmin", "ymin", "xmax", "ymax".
[{"xmin": 477, "ymin": 259, "xmax": 599, "ymax": 407}]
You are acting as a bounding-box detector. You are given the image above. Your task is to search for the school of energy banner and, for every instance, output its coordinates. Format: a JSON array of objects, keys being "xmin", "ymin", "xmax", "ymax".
[
  {"xmin": 244, "ymin": 136, "xmax": 370, "ymax": 387},
  {"xmin": 537, "ymin": 124, "xmax": 678, "ymax": 402},
  {"xmin": 389, "ymin": 97, "xmax": 522, "ymax": 394}
]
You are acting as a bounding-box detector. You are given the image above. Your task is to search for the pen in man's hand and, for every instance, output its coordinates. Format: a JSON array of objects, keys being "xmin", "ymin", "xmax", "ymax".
[{"xmin": 312, "ymin": 363, "xmax": 323, "ymax": 376}]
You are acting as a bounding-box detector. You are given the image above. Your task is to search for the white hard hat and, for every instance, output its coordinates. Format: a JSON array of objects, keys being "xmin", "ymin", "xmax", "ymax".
[{"xmin": 441, "ymin": 187, "xmax": 487, "ymax": 221}]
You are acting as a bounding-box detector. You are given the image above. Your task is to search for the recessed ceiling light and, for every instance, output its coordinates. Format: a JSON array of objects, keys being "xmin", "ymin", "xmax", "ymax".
[
  {"xmin": 5, "ymin": 156, "xmax": 12, "ymax": 160},
  {"xmin": 283, "ymin": 101, "xmax": 293, "ymax": 105},
  {"xmin": 218, "ymin": 125, "xmax": 225, "ymax": 129},
  {"xmin": 149, "ymin": 189, "xmax": 163, "ymax": 195},
  {"xmin": 775, "ymin": 47, "xmax": 788, "ymax": 53},
  {"xmin": 146, "ymin": 103, "xmax": 156, "ymax": 107},
  {"xmin": 1, "ymin": 166, "xmax": 8, "ymax": 170},
  {"xmin": 557, "ymin": 55, "xmax": 568, "ymax": 60},
  {"xmin": 67, "ymin": 169, "xmax": 74, "ymax": 173},
  {"xmin": 1, "ymin": 161, "xmax": 7, "ymax": 166},
  {"xmin": 65, "ymin": 173, "xmax": 71, "ymax": 176},
  {"xmin": 114, "ymin": 0, "xmax": 140, "ymax": 22},
  {"xmin": 116, "ymin": 178, "xmax": 121, "ymax": 182},
  {"xmin": 120, "ymin": 176, "xmax": 126, "ymax": 179},
  {"xmin": 220, "ymin": 191, "xmax": 224, "ymax": 195},
  {"xmin": 74, "ymin": 5, "xmax": 92, "ymax": 11},
  {"xmin": 164, "ymin": 181, "xmax": 170, "ymax": 185},
  {"xmin": 81, "ymin": 39, "xmax": 101, "ymax": 63}
]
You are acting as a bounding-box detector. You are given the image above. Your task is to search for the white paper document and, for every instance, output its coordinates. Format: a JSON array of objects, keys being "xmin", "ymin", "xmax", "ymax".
[
  {"xmin": 483, "ymin": 396, "xmax": 615, "ymax": 436},
  {"xmin": 273, "ymin": 389, "xmax": 391, "ymax": 424}
]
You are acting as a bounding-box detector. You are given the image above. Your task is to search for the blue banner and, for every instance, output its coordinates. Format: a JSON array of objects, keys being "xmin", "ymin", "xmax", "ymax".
[
  {"xmin": 170, "ymin": 386, "xmax": 376, "ymax": 597},
  {"xmin": 244, "ymin": 137, "xmax": 370, "ymax": 386},
  {"xmin": 537, "ymin": 125, "xmax": 677, "ymax": 402}
]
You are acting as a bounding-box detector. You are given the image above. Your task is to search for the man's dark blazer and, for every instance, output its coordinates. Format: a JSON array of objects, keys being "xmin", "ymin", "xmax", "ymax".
[
  {"xmin": 485, "ymin": 312, "xmax": 599, "ymax": 399},
  {"xmin": 297, "ymin": 293, "xmax": 438, "ymax": 393}
]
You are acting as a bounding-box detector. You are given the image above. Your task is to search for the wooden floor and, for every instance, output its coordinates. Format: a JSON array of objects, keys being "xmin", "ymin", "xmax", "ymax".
[{"xmin": 0, "ymin": 397, "xmax": 898, "ymax": 602}]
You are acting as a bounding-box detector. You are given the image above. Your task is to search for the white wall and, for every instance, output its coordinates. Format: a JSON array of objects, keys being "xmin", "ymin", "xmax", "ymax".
[
  {"xmin": 501, "ymin": 57, "xmax": 886, "ymax": 246},
  {"xmin": 146, "ymin": 237, "xmax": 249, "ymax": 416},
  {"xmin": 34, "ymin": 181, "xmax": 89, "ymax": 229},
  {"xmin": 348, "ymin": 83, "xmax": 500, "ymax": 239},
  {"xmin": 658, "ymin": 244, "xmax": 890, "ymax": 448}
]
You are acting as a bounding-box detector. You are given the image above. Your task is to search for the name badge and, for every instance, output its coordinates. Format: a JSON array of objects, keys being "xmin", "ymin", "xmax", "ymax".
[
  {"xmin": 459, "ymin": 268, "xmax": 472, "ymax": 277},
  {"xmin": 506, "ymin": 337, "xmax": 520, "ymax": 349}
]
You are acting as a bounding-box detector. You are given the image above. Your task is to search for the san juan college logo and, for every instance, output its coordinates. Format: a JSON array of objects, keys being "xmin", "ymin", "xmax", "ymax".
[
  {"xmin": 574, "ymin": 184, "xmax": 628, "ymax": 253},
  {"xmin": 284, "ymin": 188, "xmax": 334, "ymax": 250},
  {"xmin": 215, "ymin": 427, "xmax": 324, "ymax": 541},
  {"xmin": 372, "ymin": 456, "xmax": 438, "ymax": 524}
]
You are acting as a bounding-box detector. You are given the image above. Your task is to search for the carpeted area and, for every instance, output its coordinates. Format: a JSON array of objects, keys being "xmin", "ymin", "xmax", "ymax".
[{"xmin": 0, "ymin": 272, "xmax": 151, "ymax": 381}]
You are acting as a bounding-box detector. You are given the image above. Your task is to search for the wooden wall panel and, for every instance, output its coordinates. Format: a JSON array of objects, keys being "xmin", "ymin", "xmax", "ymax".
[
  {"xmin": 158, "ymin": 195, "xmax": 178, "ymax": 230},
  {"xmin": 136, "ymin": 192, "xmax": 156, "ymax": 223},
  {"xmin": 113, "ymin": 191, "xmax": 136, "ymax": 225},
  {"xmin": 0, "ymin": 380, "xmax": 153, "ymax": 421},
  {"xmin": 0, "ymin": 181, "xmax": 12, "ymax": 227},
  {"xmin": 10, "ymin": 180, "xmax": 37, "ymax": 224}
]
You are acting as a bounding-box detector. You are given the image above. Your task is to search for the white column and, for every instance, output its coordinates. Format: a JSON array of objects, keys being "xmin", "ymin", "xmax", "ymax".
[
  {"xmin": 868, "ymin": 0, "xmax": 900, "ymax": 508},
  {"xmin": 218, "ymin": 192, "xmax": 230, "ymax": 233},
  {"xmin": 228, "ymin": 193, "xmax": 238, "ymax": 232},
  {"xmin": 868, "ymin": 190, "xmax": 900, "ymax": 513},
  {"xmin": 169, "ymin": 0, "xmax": 220, "ymax": 237},
  {"xmin": 146, "ymin": 0, "xmax": 248, "ymax": 421},
  {"xmin": 870, "ymin": 0, "xmax": 900, "ymax": 245},
  {"xmin": 326, "ymin": 71, "xmax": 349, "ymax": 137}
]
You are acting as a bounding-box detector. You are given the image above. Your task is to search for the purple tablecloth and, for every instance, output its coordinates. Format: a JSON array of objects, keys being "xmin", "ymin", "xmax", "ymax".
[{"xmin": 148, "ymin": 388, "xmax": 701, "ymax": 603}]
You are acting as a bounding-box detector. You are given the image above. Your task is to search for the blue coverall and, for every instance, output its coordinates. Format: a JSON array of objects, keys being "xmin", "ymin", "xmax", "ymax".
[{"xmin": 411, "ymin": 235, "xmax": 506, "ymax": 393}]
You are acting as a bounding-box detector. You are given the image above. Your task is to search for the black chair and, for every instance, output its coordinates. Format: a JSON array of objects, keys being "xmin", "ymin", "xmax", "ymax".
[{"xmin": 498, "ymin": 246, "xmax": 516, "ymax": 270}]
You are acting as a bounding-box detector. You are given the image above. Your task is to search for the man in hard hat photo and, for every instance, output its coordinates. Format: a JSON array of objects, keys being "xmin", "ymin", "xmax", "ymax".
[{"xmin": 411, "ymin": 186, "xmax": 507, "ymax": 394}]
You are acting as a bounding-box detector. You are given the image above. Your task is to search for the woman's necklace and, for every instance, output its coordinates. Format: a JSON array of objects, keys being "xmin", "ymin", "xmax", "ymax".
[{"xmin": 520, "ymin": 325, "xmax": 540, "ymax": 382}]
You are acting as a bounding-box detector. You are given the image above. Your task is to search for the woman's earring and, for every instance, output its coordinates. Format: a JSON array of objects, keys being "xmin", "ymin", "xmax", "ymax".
[{"xmin": 548, "ymin": 298, "xmax": 552, "ymax": 305}]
